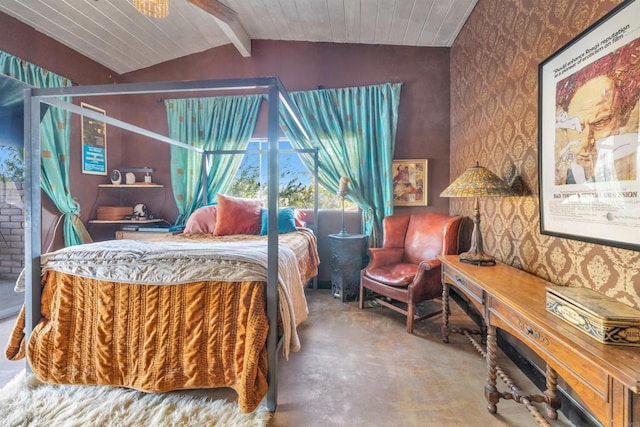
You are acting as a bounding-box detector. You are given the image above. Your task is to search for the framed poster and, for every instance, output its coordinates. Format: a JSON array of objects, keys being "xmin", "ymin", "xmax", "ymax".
[
  {"xmin": 81, "ymin": 102, "xmax": 107, "ymax": 175},
  {"xmin": 538, "ymin": 0, "xmax": 640, "ymax": 251},
  {"xmin": 392, "ymin": 159, "xmax": 428, "ymax": 206}
]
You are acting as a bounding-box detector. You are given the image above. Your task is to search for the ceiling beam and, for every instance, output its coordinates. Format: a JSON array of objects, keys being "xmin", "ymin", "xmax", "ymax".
[{"xmin": 186, "ymin": 0, "xmax": 251, "ymax": 57}]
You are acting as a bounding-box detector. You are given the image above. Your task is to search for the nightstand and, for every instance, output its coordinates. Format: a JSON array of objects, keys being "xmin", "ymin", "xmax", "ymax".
[{"xmin": 328, "ymin": 233, "xmax": 368, "ymax": 302}]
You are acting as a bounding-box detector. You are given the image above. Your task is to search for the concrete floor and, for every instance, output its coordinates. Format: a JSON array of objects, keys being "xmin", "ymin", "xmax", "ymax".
[
  {"xmin": 0, "ymin": 278, "xmax": 25, "ymax": 386},
  {"xmin": 0, "ymin": 289, "xmax": 572, "ymax": 426},
  {"xmin": 0, "ymin": 278, "xmax": 22, "ymax": 320},
  {"xmin": 270, "ymin": 290, "xmax": 571, "ymax": 426},
  {"xmin": 0, "ymin": 314, "xmax": 24, "ymax": 386}
]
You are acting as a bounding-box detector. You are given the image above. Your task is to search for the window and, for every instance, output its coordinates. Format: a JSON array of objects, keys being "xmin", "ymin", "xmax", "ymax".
[{"xmin": 226, "ymin": 139, "xmax": 356, "ymax": 209}]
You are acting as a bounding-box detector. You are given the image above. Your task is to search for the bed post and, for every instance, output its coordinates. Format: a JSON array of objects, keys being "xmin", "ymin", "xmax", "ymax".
[
  {"xmin": 266, "ymin": 82, "xmax": 280, "ymax": 412},
  {"xmin": 23, "ymin": 89, "xmax": 43, "ymax": 373},
  {"xmin": 201, "ymin": 154, "xmax": 208, "ymax": 205}
]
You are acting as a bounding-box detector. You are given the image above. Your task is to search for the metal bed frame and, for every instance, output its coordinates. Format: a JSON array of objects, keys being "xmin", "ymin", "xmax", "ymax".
[{"xmin": 23, "ymin": 76, "xmax": 312, "ymax": 412}]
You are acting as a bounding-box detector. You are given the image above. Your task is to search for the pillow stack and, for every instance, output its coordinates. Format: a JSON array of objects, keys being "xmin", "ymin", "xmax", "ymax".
[{"xmin": 183, "ymin": 193, "xmax": 305, "ymax": 235}]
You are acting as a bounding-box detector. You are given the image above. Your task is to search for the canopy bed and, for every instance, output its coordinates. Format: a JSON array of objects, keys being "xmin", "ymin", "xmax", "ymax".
[{"xmin": 9, "ymin": 77, "xmax": 318, "ymax": 413}]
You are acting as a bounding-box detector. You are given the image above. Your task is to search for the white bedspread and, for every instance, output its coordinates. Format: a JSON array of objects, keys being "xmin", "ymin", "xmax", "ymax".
[{"xmin": 18, "ymin": 238, "xmax": 309, "ymax": 357}]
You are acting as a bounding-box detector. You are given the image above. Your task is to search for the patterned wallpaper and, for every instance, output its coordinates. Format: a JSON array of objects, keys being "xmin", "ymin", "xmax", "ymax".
[{"xmin": 450, "ymin": 0, "xmax": 640, "ymax": 309}]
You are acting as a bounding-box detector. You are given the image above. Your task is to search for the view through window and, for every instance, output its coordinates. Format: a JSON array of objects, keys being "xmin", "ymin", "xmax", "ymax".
[
  {"xmin": 226, "ymin": 139, "xmax": 356, "ymax": 210},
  {"xmin": 0, "ymin": 145, "xmax": 22, "ymax": 182}
]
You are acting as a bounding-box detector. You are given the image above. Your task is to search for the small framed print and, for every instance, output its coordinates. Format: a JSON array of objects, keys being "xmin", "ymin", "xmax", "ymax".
[
  {"xmin": 392, "ymin": 159, "xmax": 428, "ymax": 206},
  {"xmin": 81, "ymin": 102, "xmax": 107, "ymax": 175}
]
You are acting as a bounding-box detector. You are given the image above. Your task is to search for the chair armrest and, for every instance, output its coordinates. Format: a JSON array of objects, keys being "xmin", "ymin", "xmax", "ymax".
[
  {"xmin": 408, "ymin": 259, "xmax": 443, "ymax": 301},
  {"xmin": 418, "ymin": 259, "xmax": 441, "ymax": 272},
  {"xmin": 411, "ymin": 259, "xmax": 441, "ymax": 284},
  {"xmin": 365, "ymin": 247, "xmax": 404, "ymax": 270}
]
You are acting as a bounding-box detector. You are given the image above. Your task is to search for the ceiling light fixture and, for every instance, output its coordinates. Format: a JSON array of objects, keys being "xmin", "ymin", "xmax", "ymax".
[{"xmin": 133, "ymin": 0, "xmax": 169, "ymax": 18}]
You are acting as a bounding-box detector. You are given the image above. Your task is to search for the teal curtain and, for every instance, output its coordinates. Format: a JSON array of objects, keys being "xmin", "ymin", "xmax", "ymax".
[
  {"xmin": 165, "ymin": 95, "xmax": 263, "ymax": 224},
  {"xmin": 0, "ymin": 50, "xmax": 92, "ymax": 247},
  {"xmin": 280, "ymin": 83, "xmax": 402, "ymax": 246}
]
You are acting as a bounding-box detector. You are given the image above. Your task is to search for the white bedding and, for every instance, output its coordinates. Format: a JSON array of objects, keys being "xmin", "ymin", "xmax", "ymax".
[{"xmin": 17, "ymin": 237, "xmax": 309, "ymax": 357}]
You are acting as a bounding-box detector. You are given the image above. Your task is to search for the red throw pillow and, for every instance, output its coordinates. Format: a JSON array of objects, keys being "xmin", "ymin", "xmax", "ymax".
[
  {"xmin": 184, "ymin": 205, "xmax": 217, "ymax": 234},
  {"xmin": 213, "ymin": 194, "xmax": 263, "ymax": 236}
]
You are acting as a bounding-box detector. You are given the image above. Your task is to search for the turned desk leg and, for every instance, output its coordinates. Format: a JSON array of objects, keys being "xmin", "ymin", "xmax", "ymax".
[
  {"xmin": 485, "ymin": 325, "xmax": 500, "ymax": 414},
  {"xmin": 441, "ymin": 284, "xmax": 450, "ymax": 343},
  {"xmin": 544, "ymin": 364, "xmax": 561, "ymax": 420}
]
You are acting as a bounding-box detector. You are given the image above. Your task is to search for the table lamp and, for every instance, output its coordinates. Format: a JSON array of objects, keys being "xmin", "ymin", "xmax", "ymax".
[
  {"xmin": 440, "ymin": 162, "xmax": 516, "ymax": 266},
  {"xmin": 337, "ymin": 177, "xmax": 350, "ymax": 236}
]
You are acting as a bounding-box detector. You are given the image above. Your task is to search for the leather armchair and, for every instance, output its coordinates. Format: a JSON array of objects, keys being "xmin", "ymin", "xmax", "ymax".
[{"xmin": 359, "ymin": 213, "xmax": 463, "ymax": 333}]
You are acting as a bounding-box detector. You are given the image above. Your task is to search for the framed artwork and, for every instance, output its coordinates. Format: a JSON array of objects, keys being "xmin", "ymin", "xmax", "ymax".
[
  {"xmin": 81, "ymin": 102, "xmax": 107, "ymax": 175},
  {"xmin": 538, "ymin": 0, "xmax": 640, "ymax": 251},
  {"xmin": 392, "ymin": 159, "xmax": 428, "ymax": 206}
]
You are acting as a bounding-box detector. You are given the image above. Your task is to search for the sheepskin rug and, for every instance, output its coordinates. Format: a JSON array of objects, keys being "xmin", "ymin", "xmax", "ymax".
[{"xmin": 0, "ymin": 370, "xmax": 270, "ymax": 426}]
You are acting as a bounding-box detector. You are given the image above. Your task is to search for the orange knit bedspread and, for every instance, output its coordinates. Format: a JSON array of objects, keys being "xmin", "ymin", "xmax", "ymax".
[
  {"xmin": 5, "ymin": 230, "xmax": 319, "ymax": 413},
  {"xmin": 13, "ymin": 274, "xmax": 269, "ymax": 412}
]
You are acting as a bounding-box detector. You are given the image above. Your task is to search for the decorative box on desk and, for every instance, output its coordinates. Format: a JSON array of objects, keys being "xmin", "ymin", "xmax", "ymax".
[
  {"xmin": 546, "ymin": 285, "xmax": 640, "ymax": 346},
  {"xmin": 328, "ymin": 233, "xmax": 368, "ymax": 302}
]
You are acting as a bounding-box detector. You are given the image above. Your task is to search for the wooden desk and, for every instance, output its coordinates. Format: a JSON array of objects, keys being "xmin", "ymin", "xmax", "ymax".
[{"xmin": 439, "ymin": 255, "xmax": 640, "ymax": 426}]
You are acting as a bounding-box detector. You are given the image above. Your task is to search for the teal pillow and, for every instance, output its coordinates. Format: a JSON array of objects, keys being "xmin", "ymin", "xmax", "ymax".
[{"xmin": 260, "ymin": 208, "xmax": 298, "ymax": 235}]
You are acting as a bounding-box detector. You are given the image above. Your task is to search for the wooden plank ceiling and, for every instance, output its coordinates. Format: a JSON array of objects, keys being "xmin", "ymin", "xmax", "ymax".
[{"xmin": 0, "ymin": 0, "xmax": 477, "ymax": 75}]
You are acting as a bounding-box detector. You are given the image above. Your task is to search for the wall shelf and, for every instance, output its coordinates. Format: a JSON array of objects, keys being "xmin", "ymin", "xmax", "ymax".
[
  {"xmin": 91, "ymin": 184, "xmax": 166, "ymax": 228},
  {"xmin": 88, "ymin": 219, "xmax": 165, "ymax": 224}
]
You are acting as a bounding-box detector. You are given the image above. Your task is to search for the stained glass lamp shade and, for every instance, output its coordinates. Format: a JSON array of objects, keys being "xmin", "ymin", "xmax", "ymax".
[{"xmin": 440, "ymin": 162, "xmax": 516, "ymax": 266}]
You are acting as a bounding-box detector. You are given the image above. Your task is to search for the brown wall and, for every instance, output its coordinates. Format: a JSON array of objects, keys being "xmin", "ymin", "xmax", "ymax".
[
  {"xmin": 119, "ymin": 40, "xmax": 453, "ymax": 220},
  {"xmin": 450, "ymin": 0, "xmax": 640, "ymax": 309},
  {"xmin": 1, "ymin": 14, "xmax": 452, "ymax": 247},
  {"xmin": 0, "ymin": 14, "xmax": 117, "ymax": 87},
  {"xmin": 0, "ymin": 12, "xmax": 122, "ymax": 245},
  {"xmin": 0, "ymin": 11, "xmax": 458, "ymax": 298}
]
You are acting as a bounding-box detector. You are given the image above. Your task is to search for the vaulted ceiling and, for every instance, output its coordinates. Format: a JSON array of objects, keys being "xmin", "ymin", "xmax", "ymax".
[{"xmin": 0, "ymin": 0, "xmax": 477, "ymax": 75}]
